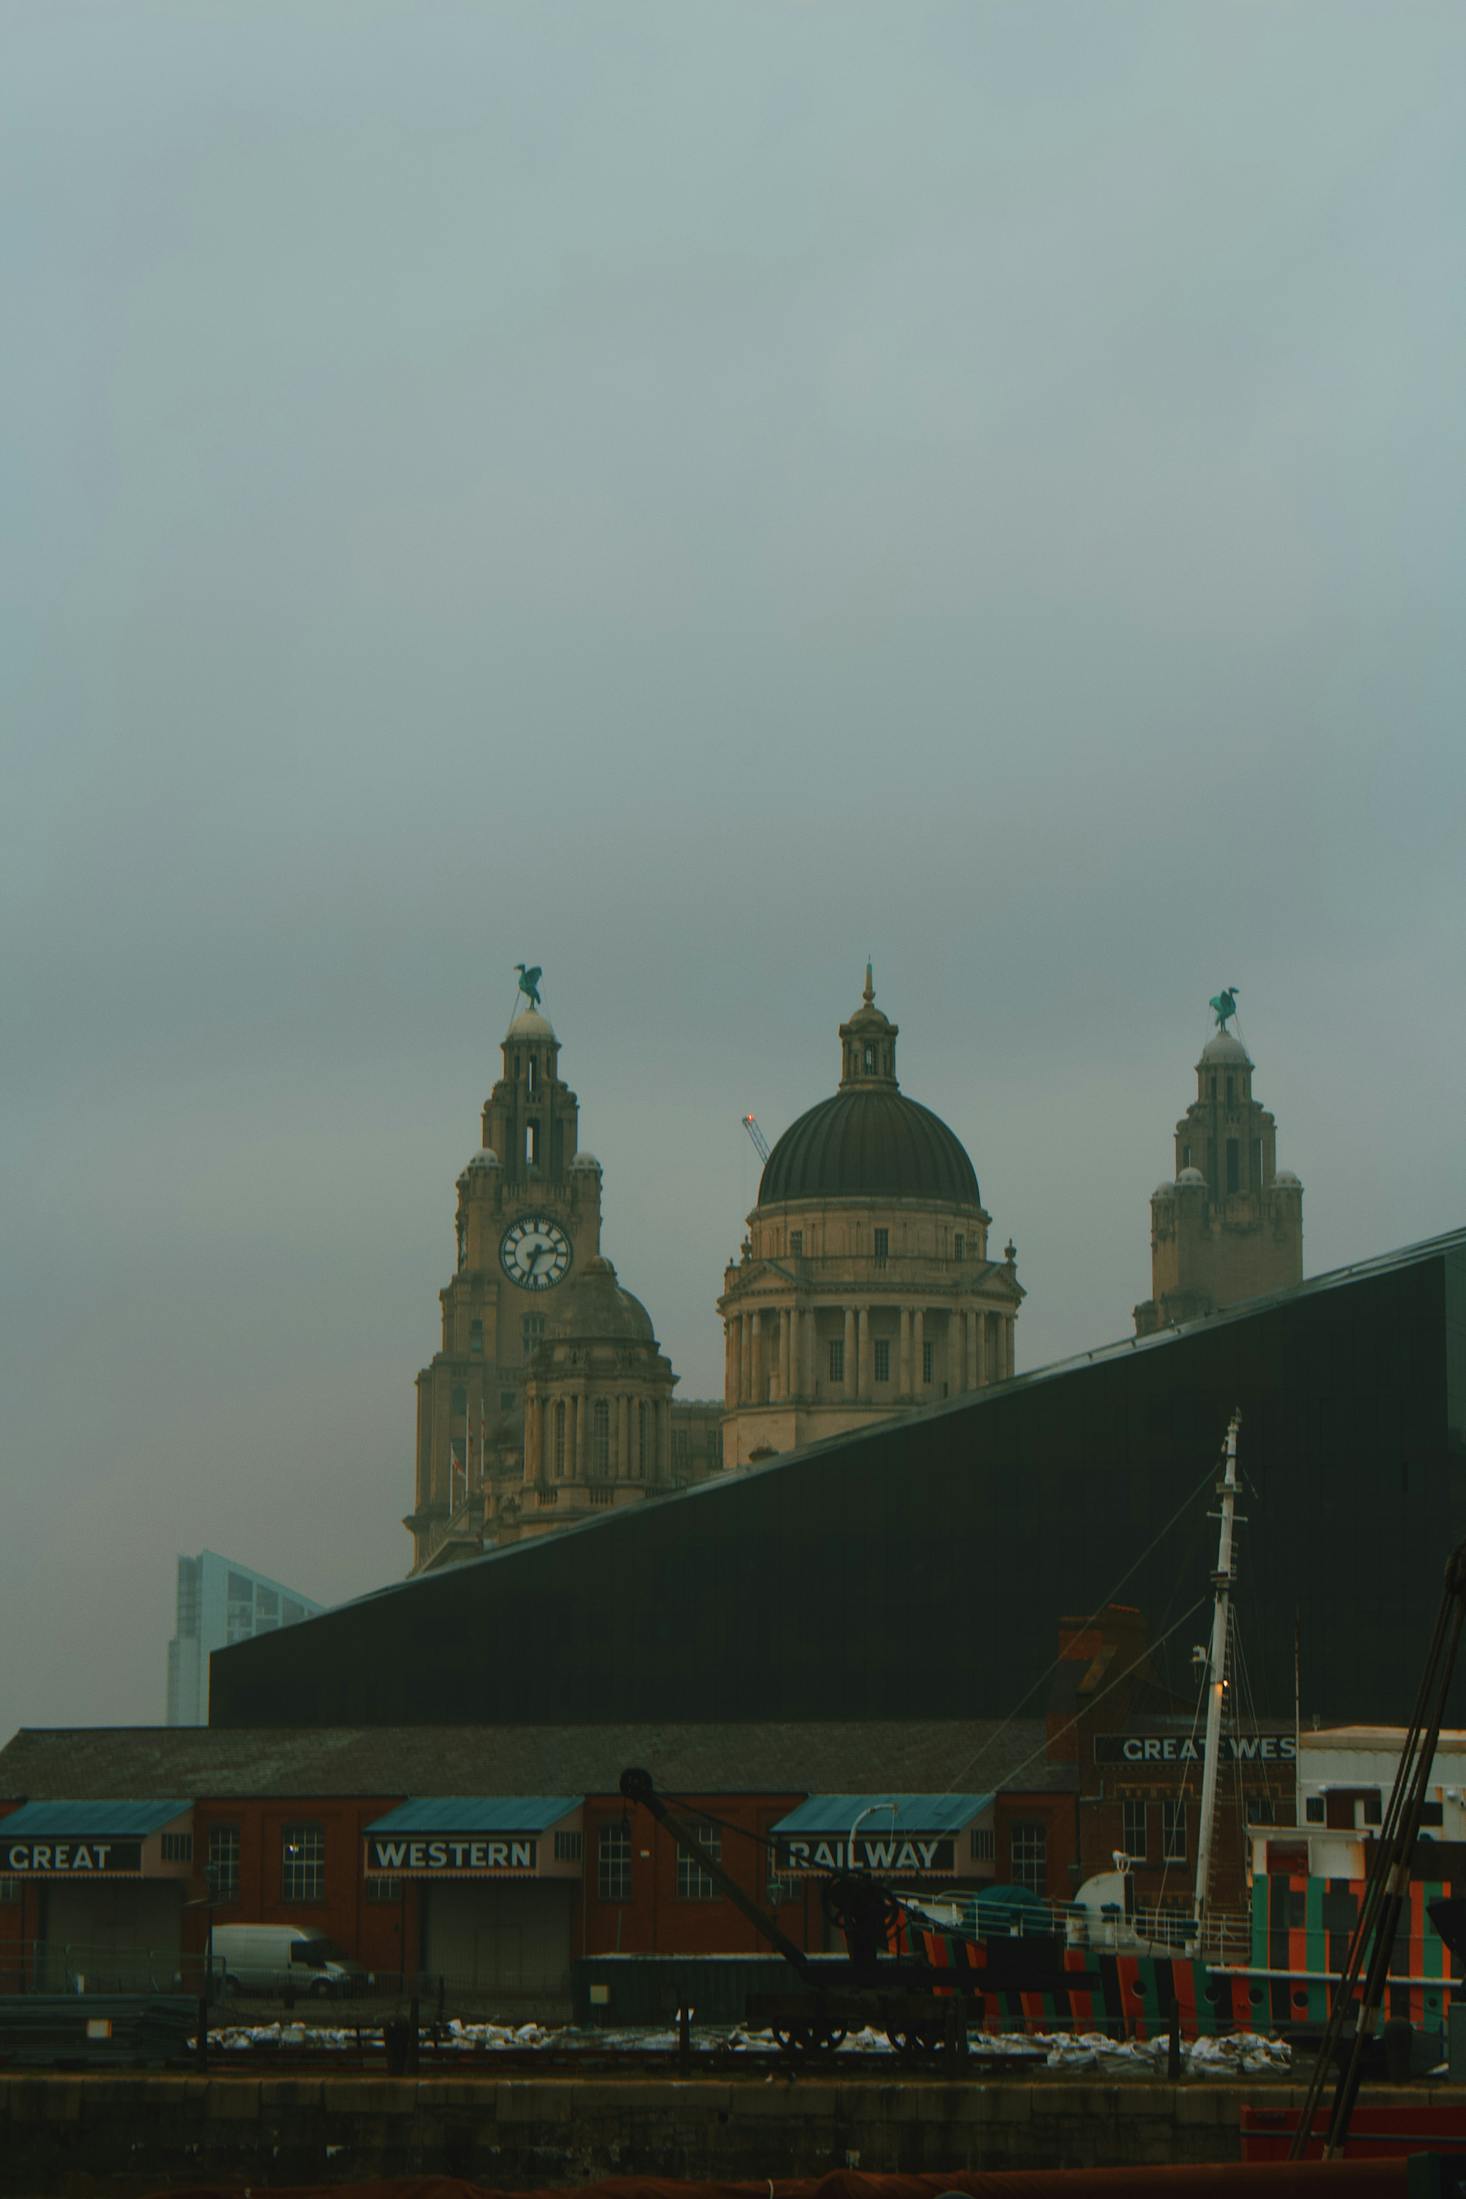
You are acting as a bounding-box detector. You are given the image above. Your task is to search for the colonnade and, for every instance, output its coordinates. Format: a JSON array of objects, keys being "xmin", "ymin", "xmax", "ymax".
[
  {"xmin": 525, "ymin": 1388, "xmax": 672, "ymax": 1484},
  {"xmin": 724, "ymin": 1301, "xmax": 1015, "ymax": 1407}
]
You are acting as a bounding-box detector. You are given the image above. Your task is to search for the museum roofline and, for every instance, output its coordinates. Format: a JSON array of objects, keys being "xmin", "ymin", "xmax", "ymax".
[{"xmin": 312, "ymin": 1217, "xmax": 1466, "ymax": 1621}]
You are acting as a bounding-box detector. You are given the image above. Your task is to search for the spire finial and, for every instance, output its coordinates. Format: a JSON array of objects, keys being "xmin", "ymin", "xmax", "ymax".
[{"xmin": 863, "ymin": 960, "xmax": 875, "ymax": 1008}]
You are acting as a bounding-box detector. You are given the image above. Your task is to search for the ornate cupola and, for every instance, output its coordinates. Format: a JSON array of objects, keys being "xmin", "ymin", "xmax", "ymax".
[{"xmin": 839, "ymin": 964, "xmax": 899, "ymax": 1087}]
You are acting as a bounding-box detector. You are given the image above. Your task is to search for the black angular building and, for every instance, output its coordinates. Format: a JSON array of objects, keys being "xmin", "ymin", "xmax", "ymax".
[{"xmin": 212, "ymin": 1225, "xmax": 1466, "ymax": 1733}]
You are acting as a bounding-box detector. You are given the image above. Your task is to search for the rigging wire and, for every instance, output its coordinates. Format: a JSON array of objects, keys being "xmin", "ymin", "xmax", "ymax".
[{"xmin": 939, "ymin": 1448, "xmax": 1223, "ymax": 1801}]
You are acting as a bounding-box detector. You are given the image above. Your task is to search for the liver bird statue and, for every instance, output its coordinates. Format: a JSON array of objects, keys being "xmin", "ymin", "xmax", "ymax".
[
  {"xmin": 515, "ymin": 963, "xmax": 543, "ymax": 1009},
  {"xmin": 1209, "ymin": 986, "xmax": 1240, "ymax": 1030}
]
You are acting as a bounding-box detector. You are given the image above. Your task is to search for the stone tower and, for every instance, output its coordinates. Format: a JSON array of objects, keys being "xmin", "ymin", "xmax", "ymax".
[
  {"xmin": 719, "ymin": 968, "xmax": 1023, "ymax": 1467},
  {"xmin": 1133, "ymin": 1022, "xmax": 1303, "ymax": 1336},
  {"xmin": 404, "ymin": 995, "xmax": 606, "ymax": 1572}
]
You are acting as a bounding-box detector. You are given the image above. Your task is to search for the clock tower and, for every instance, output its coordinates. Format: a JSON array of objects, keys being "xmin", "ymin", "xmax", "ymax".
[{"xmin": 405, "ymin": 993, "xmax": 605, "ymax": 1572}]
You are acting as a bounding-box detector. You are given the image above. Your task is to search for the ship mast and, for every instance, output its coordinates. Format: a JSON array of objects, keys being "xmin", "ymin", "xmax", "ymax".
[{"xmin": 1192, "ymin": 1410, "xmax": 1242, "ymax": 1946}]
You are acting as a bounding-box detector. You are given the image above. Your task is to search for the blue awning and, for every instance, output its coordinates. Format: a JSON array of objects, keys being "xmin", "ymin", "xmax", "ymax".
[
  {"xmin": 365, "ymin": 1796, "xmax": 579, "ymax": 1836},
  {"xmin": 0, "ymin": 1800, "xmax": 190, "ymax": 1839},
  {"xmin": 771, "ymin": 1793, "xmax": 991, "ymax": 1838}
]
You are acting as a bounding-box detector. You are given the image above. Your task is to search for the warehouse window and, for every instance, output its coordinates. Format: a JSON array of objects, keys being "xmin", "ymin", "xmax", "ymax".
[
  {"xmin": 1162, "ymin": 1800, "xmax": 1187, "ymax": 1862},
  {"xmin": 1010, "ymin": 1822, "xmax": 1047, "ymax": 1895},
  {"xmin": 281, "ymin": 1822, "xmax": 325, "ymax": 1903},
  {"xmin": 1121, "ymin": 1799, "xmax": 1147, "ymax": 1860},
  {"xmin": 161, "ymin": 1832, "xmax": 193, "ymax": 1864},
  {"xmin": 554, "ymin": 1830, "xmax": 583, "ymax": 1863},
  {"xmin": 0, "ymin": 1879, "xmax": 19, "ymax": 1905},
  {"xmin": 874, "ymin": 1339, "xmax": 891, "ymax": 1382},
  {"xmin": 207, "ymin": 1824, "xmax": 240, "ymax": 1901},
  {"xmin": 676, "ymin": 1822, "xmax": 721, "ymax": 1901},
  {"xmin": 598, "ymin": 1823, "xmax": 631, "ymax": 1903},
  {"xmin": 970, "ymin": 1827, "xmax": 994, "ymax": 1862},
  {"xmin": 366, "ymin": 1876, "xmax": 402, "ymax": 1903}
]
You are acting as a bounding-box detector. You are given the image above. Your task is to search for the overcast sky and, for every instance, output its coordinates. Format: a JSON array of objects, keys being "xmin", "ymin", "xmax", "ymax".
[{"xmin": 3, "ymin": 1, "xmax": 1464, "ymax": 1740}]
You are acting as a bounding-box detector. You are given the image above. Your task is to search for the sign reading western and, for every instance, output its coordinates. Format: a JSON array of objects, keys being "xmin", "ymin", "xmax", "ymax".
[
  {"xmin": 1095, "ymin": 1733, "xmax": 1296, "ymax": 1767},
  {"xmin": 2, "ymin": 1840, "xmax": 143, "ymax": 1875},
  {"xmin": 367, "ymin": 1835, "xmax": 538, "ymax": 1875},
  {"xmin": 774, "ymin": 1835, "xmax": 957, "ymax": 1875}
]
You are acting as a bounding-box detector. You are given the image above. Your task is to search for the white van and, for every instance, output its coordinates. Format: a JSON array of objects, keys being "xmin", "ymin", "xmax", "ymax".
[{"xmin": 211, "ymin": 1924, "xmax": 372, "ymax": 1999}]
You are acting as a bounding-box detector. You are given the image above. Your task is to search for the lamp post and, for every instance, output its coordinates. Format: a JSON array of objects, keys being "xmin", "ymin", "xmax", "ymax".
[{"xmin": 847, "ymin": 1799, "xmax": 897, "ymax": 1871}]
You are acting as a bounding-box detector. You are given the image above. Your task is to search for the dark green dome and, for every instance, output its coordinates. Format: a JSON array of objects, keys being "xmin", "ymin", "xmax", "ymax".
[{"xmin": 759, "ymin": 1087, "xmax": 981, "ymax": 1208}]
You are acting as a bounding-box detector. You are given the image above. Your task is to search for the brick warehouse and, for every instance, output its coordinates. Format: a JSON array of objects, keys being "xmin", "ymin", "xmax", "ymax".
[{"xmin": 210, "ymin": 1225, "xmax": 1466, "ymax": 1734}]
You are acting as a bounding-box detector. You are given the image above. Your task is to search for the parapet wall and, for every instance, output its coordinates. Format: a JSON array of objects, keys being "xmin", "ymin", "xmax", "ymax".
[{"xmin": 0, "ymin": 2070, "xmax": 1398, "ymax": 2194}]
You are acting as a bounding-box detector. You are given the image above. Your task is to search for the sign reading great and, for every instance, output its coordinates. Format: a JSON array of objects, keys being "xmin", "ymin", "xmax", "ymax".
[
  {"xmin": 1094, "ymin": 1732, "xmax": 1296, "ymax": 1766},
  {"xmin": 2, "ymin": 1840, "xmax": 143, "ymax": 1875},
  {"xmin": 366, "ymin": 1835, "xmax": 538, "ymax": 1875}
]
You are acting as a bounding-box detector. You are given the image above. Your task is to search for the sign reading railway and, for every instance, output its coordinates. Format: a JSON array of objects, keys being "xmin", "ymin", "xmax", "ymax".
[{"xmin": 774, "ymin": 1835, "xmax": 957, "ymax": 1875}]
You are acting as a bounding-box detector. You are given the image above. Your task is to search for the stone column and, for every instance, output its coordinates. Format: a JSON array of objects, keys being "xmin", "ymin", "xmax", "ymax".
[
  {"xmin": 658, "ymin": 1397, "xmax": 672, "ymax": 1479},
  {"xmin": 842, "ymin": 1306, "xmax": 856, "ymax": 1391},
  {"xmin": 898, "ymin": 1307, "xmax": 913, "ymax": 1397},
  {"xmin": 740, "ymin": 1312, "xmax": 752, "ymax": 1402},
  {"xmin": 1005, "ymin": 1318, "xmax": 1016, "ymax": 1380},
  {"xmin": 913, "ymin": 1307, "xmax": 925, "ymax": 1393},
  {"xmin": 618, "ymin": 1393, "xmax": 632, "ymax": 1478},
  {"xmin": 724, "ymin": 1315, "xmax": 739, "ymax": 1407},
  {"xmin": 751, "ymin": 1312, "xmax": 765, "ymax": 1403},
  {"xmin": 974, "ymin": 1311, "xmax": 987, "ymax": 1389},
  {"xmin": 778, "ymin": 1308, "xmax": 791, "ymax": 1399},
  {"xmin": 857, "ymin": 1307, "xmax": 872, "ymax": 1398}
]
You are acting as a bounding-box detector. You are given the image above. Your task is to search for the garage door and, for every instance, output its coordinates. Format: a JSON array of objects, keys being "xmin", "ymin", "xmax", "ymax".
[
  {"xmin": 41, "ymin": 1882, "xmax": 184, "ymax": 1991},
  {"xmin": 421, "ymin": 1881, "xmax": 573, "ymax": 2017}
]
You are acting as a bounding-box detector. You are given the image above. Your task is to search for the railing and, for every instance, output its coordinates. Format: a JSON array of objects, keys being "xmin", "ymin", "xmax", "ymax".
[{"xmin": 909, "ymin": 1892, "xmax": 1253, "ymax": 1966}]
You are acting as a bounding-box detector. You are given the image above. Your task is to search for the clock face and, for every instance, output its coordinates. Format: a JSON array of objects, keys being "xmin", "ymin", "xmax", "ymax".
[{"xmin": 499, "ymin": 1213, "xmax": 573, "ymax": 1292}]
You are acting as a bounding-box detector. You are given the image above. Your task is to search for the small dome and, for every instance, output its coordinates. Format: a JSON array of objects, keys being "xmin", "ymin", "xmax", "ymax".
[
  {"xmin": 547, "ymin": 1256, "xmax": 656, "ymax": 1345},
  {"xmin": 1153, "ymin": 1180, "xmax": 1175, "ymax": 1199},
  {"xmin": 506, "ymin": 1005, "xmax": 556, "ymax": 1042},
  {"xmin": 1274, "ymin": 1168, "xmax": 1302, "ymax": 1188},
  {"xmin": 570, "ymin": 1151, "xmax": 602, "ymax": 1172},
  {"xmin": 1199, "ymin": 1030, "xmax": 1251, "ymax": 1066},
  {"xmin": 1176, "ymin": 1166, "xmax": 1206, "ymax": 1186},
  {"xmin": 468, "ymin": 1148, "xmax": 500, "ymax": 1170}
]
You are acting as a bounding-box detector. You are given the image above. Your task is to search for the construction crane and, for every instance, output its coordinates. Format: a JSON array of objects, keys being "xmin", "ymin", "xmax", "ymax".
[{"xmin": 741, "ymin": 1113, "xmax": 771, "ymax": 1163}]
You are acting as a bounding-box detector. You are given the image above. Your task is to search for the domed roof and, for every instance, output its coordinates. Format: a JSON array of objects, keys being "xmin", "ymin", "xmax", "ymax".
[
  {"xmin": 468, "ymin": 1147, "xmax": 500, "ymax": 1169},
  {"xmin": 1176, "ymin": 1165, "xmax": 1206, "ymax": 1186},
  {"xmin": 1153, "ymin": 1180, "xmax": 1175, "ymax": 1198},
  {"xmin": 570, "ymin": 1151, "xmax": 602, "ymax": 1172},
  {"xmin": 548, "ymin": 1256, "xmax": 655, "ymax": 1344},
  {"xmin": 1199, "ymin": 1029, "xmax": 1250, "ymax": 1066},
  {"xmin": 760, "ymin": 1089, "xmax": 981, "ymax": 1207},
  {"xmin": 1274, "ymin": 1168, "xmax": 1302, "ymax": 1188},
  {"xmin": 506, "ymin": 1004, "xmax": 556, "ymax": 1042},
  {"xmin": 758, "ymin": 973, "xmax": 980, "ymax": 1209}
]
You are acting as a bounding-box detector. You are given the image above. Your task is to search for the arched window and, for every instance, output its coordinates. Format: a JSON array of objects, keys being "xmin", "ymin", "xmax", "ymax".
[
  {"xmin": 863, "ymin": 1043, "xmax": 876, "ymax": 1072},
  {"xmin": 592, "ymin": 1398, "xmax": 610, "ymax": 1476},
  {"xmin": 553, "ymin": 1400, "xmax": 566, "ymax": 1477}
]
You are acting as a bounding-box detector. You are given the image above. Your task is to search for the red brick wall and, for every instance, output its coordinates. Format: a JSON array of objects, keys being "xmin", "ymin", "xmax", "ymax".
[{"xmin": 189, "ymin": 1798, "xmax": 417, "ymax": 1979}]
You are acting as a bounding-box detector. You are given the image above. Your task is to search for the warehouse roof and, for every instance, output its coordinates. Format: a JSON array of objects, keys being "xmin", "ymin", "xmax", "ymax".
[{"xmin": 0, "ymin": 1718, "xmax": 1069, "ymax": 1802}]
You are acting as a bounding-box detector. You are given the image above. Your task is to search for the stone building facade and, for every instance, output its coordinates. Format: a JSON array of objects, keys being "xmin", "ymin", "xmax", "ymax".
[
  {"xmin": 1133, "ymin": 1026, "xmax": 1303, "ymax": 1337},
  {"xmin": 719, "ymin": 971, "xmax": 1023, "ymax": 1467},
  {"xmin": 405, "ymin": 996, "xmax": 717, "ymax": 1572}
]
